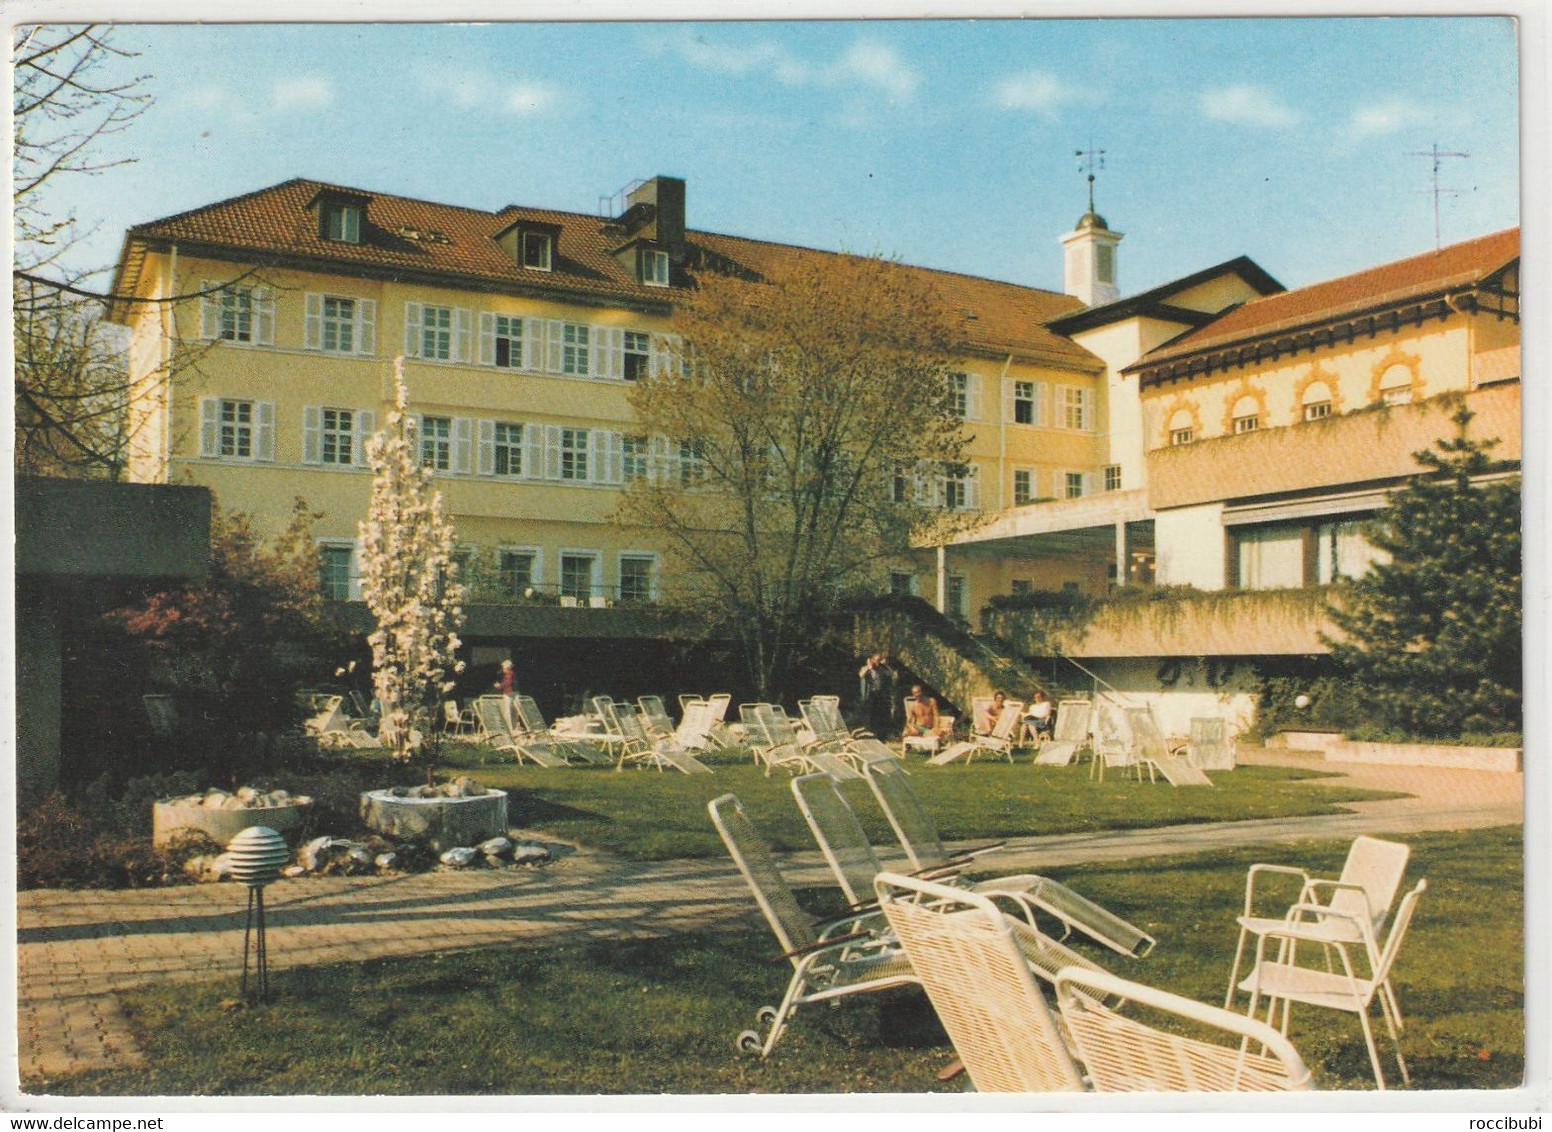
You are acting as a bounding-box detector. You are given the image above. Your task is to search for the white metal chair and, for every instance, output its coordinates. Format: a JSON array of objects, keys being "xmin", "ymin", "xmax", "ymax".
[
  {"xmin": 514, "ymin": 695, "xmax": 610, "ymax": 765},
  {"xmin": 876, "ymin": 873, "xmax": 1313, "ymax": 1093},
  {"xmin": 708, "ymin": 793, "xmax": 910, "ymax": 1057},
  {"xmin": 476, "ymin": 696, "xmax": 567, "ymax": 767},
  {"xmin": 1238, "ymin": 879, "xmax": 1426, "ymax": 1090},
  {"xmin": 1032, "ymin": 699, "xmax": 1093, "ymax": 766},
  {"xmin": 442, "ymin": 699, "xmax": 479, "ymax": 739},
  {"xmin": 1125, "ymin": 705, "xmax": 1213, "ymax": 787},
  {"xmin": 931, "ymin": 698, "xmax": 1023, "ymax": 765}
]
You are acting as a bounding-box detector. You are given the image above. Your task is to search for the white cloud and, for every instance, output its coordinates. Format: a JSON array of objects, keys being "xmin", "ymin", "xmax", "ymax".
[
  {"xmin": 1347, "ymin": 96, "xmax": 1431, "ymax": 138},
  {"xmin": 1199, "ymin": 85, "xmax": 1300, "ymax": 128},
  {"xmin": 415, "ymin": 67, "xmax": 562, "ymax": 116},
  {"xmin": 991, "ymin": 70, "xmax": 1085, "ymax": 118},
  {"xmin": 648, "ymin": 30, "xmax": 920, "ymax": 102},
  {"xmin": 271, "ymin": 76, "xmax": 334, "ymax": 111},
  {"xmin": 505, "ymin": 82, "xmax": 559, "ymax": 115}
]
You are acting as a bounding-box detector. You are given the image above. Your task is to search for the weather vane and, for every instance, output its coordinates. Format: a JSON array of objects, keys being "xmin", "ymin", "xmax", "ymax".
[{"xmin": 1075, "ymin": 144, "xmax": 1106, "ymax": 214}]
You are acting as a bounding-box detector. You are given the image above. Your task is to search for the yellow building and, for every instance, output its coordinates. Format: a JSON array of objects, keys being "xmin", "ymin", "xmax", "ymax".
[{"xmin": 109, "ymin": 175, "xmax": 1118, "ymax": 616}]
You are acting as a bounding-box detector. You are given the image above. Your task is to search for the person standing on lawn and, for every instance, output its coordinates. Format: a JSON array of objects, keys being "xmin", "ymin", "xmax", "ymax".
[{"xmin": 858, "ymin": 652, "xmax": 895, "ymax": 737}]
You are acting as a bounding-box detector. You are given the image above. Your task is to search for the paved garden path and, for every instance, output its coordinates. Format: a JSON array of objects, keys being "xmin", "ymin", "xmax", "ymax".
[{"xmin": 14, "ymin": 749, "xmax": 1524, "ymax": 1087}]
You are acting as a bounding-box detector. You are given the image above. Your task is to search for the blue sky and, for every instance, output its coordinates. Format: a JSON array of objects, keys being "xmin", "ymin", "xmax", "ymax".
[{"xmin": 41, "ymin": 17, "xmax": 1521, "ymax": 297}]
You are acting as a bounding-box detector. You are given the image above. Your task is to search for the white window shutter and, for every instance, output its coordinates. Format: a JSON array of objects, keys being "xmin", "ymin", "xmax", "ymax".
[
  {"xmin": 404, "ymin": 302, "xmax": 424, "ymax": 357},
  {"xmin": 545, "ymin": 320, "xmax": 566, "ymax": 373},
  {"xmin": 349, "ymin": 536, "xmax": 364, "ymax": 601},
  {"xmin": 593, "ymin": 327, "xmax": 623, "ymax": 379},
  {"xmin": 477, "ymin": 419, "xmax": 495, "ymax": 476},
  {"xmin": 544, "ymin": 425, "xmax": 563, "ymax": 480},
  {"xmin": 523, "ymin": 423, "xmax": 546, "ymax": 481},
  {"xmin": 604, "ymin": 431, "xmax": 623, "ymax": 485},
  {"xmin": 357, "ymin": 300, "xmax": 376, "ymax": 355},
  {"xmin": 524, "ymin": 318, "xmax": 546, "ymax": 371},
  {"xmin": 200, "ymin": 283, "xmax": 220, "ymax": 340},
  {"xmin": 255, "ymin": 402, "xmax": 276, "ymax": 461},
  {"xmin": 587, "ymin": 429, "xmax": 606, "ymax": 482},
  {"xmin": 452, "ymin": 417, "xmax": 473, "ymax": 474},
  {"xmin": 453, "ymin": 308, "xmax": 473, "ymax": 363},
  {"xmin": 1038, "ymin": 382, "xmax": 1050, "ymax": 427},
  {"xmin": 966, "ymin": 466, "xmax": 981, "ymax": 509},
  {"xmin": 478, "ymin": 313, "xmax": 495, "ymax": 367},
  {"xmin": 199, "ymin": 397, "xmax": 220, "ymax": 456},
  {"xmin": 967, "ymin": 374, "xmax": 982, "ymax": 420},
  {"xmin": 914, "ymin": 463, "xmax": 931, "ymax": 507},
  {"xmin": 304, "ymin": 294, "xmax": 323, "ymax": 350},
  {"xmin": 649, "ymin": 435, "xmax": 671, "ymax": 483},
  {"xmin": 302, "ymin": 406, "xmax": 322, "ymax": 464},
  {"xmin": 254, "ymin": 288, "xmax": 276, "ymax": 346},
  {"xmin": 1003, "ymin": 378, "xmax": 1014, "ymax": 424},
  {"xmin": 649, "ymin": 334, "xmax": 679, "ymax": 378},
  {"xmin": 354, "ymin": 410, "xmax": 375, "ymax": 466}
]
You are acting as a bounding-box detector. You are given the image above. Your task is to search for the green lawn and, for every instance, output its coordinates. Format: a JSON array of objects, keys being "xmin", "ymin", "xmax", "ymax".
[
  {"xmin": 437, "ymin": 747, "xmax": 1400, "ymax": 859},
  {"xmin": 35, "ymin": 827, "xmax": 1522, "ymax": 1096}
]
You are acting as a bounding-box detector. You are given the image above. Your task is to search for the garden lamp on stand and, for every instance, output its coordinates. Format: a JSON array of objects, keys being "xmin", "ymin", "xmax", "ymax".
[{"xmin": 228, "ymin": 825, "xmax": 289, "ymax": 1003}]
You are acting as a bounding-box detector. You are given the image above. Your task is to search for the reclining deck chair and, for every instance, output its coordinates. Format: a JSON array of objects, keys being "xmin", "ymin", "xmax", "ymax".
[
  {"xmin": 799, "ymin": 697, "xmax": 898, "ymax": 768},
  {"xmin": 876, "ymin": 873, "xmax": 1313, "ymax": 1093},
  {"xmin": 1237, "ymin": 879, "xmax": 1426, "ymax": 1090},
  {"xmin": 863, "ymin": 756, "xmax": 1155, "ymax": 958},
  {"xmin": 305, "ymin": 694, "xmax": 381, "ymax": 749},
  {"xmin": 1225, "ymin": 835, "xmax": 1413, "ymax": 1028},
  {"xmin": 742, "ymin": 704, "xmax": 860, "ymax": 779},
  {"xmin": 637, "ymin": 695, "xmax": 676, "ymax": 741},
  {"xmin": 1032, "ymin": 699, "xmax": 1093, "ymax": 766},
  {"xmin": 931, "ymin": 698, "xmax": 1023, "ymax": 766},
  {"xmin": 1090, "ymin": 701, "xmax": 1144, "ymax": 782},
  {"xmin": 514, "ymin": 695, "xmax": 610, "ymax": 765},
  {"xmin": 790, "ymin": 773, "xmax": 1112, "ymax": 986},
  {"xmin": 708, "ymin": 793, "xmax": 912, "ymax": 1057},
  {"xmin": 1125, "ymin": 706, "xmax": 1213, "ymax": 787},
  {"xmin": 1186, "ymin": 716, "xmax": 1237, "ymax": 771},
  {"xmin": 475, "ymin": 696, "xmax": 568, "ymax": 767},
  {"xmin": 598, "ymin": 696, "xmax": 712, "ymax": 774}
]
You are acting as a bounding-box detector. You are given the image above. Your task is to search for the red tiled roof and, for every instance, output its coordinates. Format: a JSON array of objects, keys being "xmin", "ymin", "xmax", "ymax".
[
  {"xmin": 1137, "ymin": 227, "xmax": 1520, "ymax": 367},
  {"xmin": 119, "ymin": 177, "xmax": 1096, "ymax": 365}
]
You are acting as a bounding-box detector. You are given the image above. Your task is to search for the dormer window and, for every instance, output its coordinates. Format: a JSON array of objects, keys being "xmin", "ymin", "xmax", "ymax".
[
  {"xmin": 323, "ymin": 202, "xmax": 362, "ymax": 244},
  {"xmin": 522, "ymin": 231, "xmax": 553, "ymax": 271},
  {"xmin": 641, "ymin": 248, "xmax": 670, "ymax": 287}
]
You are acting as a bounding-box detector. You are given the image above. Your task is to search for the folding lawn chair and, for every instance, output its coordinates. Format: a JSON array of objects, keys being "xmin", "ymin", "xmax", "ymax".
[
  {"xmin": 876, "ymin": 873, "xmax": 1313, "ymax": 1093},
  {"xmin": 931, "ymin": 698, "xmax": 1023, "ymax": 765},
  {"xmin": 475, "ymin": 695, "xmax": 568, "ymax": 767},
  {"xmin": 598, "ymin": 696, "xmax": 712, "ymax": 774},
  {"xmin": 1125, "ymin": 706, "xmax": 1213, "ymax": 787},
  {"xmin": 637, "ymin": 695, "xmax": 676, "ymax": 741},
  {"xmin": 514, "ymin": 695, "xmax": 610, "ymax": 765},
  {"xmin": 1033, "ymin": 699, "xmax": 1093, "ymax": 766},
  {"xmin": 862, "ymin": 756, "xmax": 1156, "ymax": 958},
  {"xmin": 757, "ymin": 704, "xmax": 861, "ymax": 780}
]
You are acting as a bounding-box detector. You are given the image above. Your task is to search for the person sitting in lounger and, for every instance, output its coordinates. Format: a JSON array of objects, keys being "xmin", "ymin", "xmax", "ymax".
[
  {"xmin": 903, "ymin": 685, "xmax": 948, "ymax": 739},
  {"xmin": 977, "ymin": 691, "xmax": 1007, "ymax": 735},
  {"xmin": 1024, "ymin": 690, "xmax": 1055, "ymax": 740}
]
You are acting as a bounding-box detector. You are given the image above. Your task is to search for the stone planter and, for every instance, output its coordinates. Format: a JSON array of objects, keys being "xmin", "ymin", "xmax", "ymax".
[
  {"xmin": 359, "ymin": 788, "xmax": 509, "ymax": 852},
  {"xmin": 153, "ymin": 799, "xmax": 311, "ymax": 849},
  {"xmin": 1326, "ymin": 741, "xmax": 1522, "ymax": 773}
]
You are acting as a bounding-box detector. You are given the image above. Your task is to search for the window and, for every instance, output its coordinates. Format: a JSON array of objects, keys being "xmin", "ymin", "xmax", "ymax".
[
  {"xmin": 559, "ymin": 552, "xmax": 598, "ymax": 601},
  {"xmin": 560, "ymin": 322, "xmax": 589, "ymax": 375},
  {"xmin": 1301, "ymin": 382, "xmax": 1333, "ymax": 421},
  {"xmin": 1231, "ymin": 395, "xmax": 1261, "ymax": 434},
  {"xmin": 1013, "ymin": 468, "xmax": 1035, "ymax": 505},
  {"xmin": 1095, "ymin": 243, "xmax": 1115, "ymax": 285},
  {"xmin": 1233, "ymin": 413, "xmax": 1261, "ymax": 434},
  {"xmin": 419, "ymin": 305, "xmax": 454, "ymax": 361},
  {"xmin": 499, "ymin": 549, "xmax": 537, "ymax": 595},
  {"xmin": 892, "ymin": 463, "xmax": 915, "ymax": 505},
  {"xmin": 1382, "ymin": 386, "xmax": 1413, "ymax": 407},
  {"xmin": 491, "ymin": 315, "xmax": 523, "ymax": 369},
  {"xmin": 1104, "ymin": 464, "xmax": 1122, "ymax": 492},
  {"xmin": 321, "ymin": 408, "xmax": 354, "ymax": 465},
  {"xmin": 621, "ymin": 435, "xmax": 650, "ymax": 482},
  {"xmin": 946, "ymin": 373, "xmax": 970, "ymax": 418},
  {"xmin": 641, "ymin": 248, "xmax": 670, "ymax": 287},
  {"xmin": 305, "ymin": 294, "xmax": 376, "ymax": 355},
  {"xmin": 220, "ymin": 400, "xmax": 253, "ymax": 458},
  {"xmin": 945, "ymin": 574, "xmax": 968, "ymax": 619},
  {"xmin": 1378, "ymin": 364, "xmax": 1414, "ymax": 406},
  {"xmin": 318, "ymin": 544, "xmax": 354, "ymax": 601},
  {"xmin": 493, "ymin": 422, "xmax": 524, "ymax": 477},
  {"xmin": 323, "ymin": 203, "xmax": 361, "ymax": 244},
  {"xmin": 1304, "ymin": 401, "xmax": 1332, "ymax": 421},
  {"xmin": 522, "ymin": 231, "xmax": 553, "ymax": 271},
  {"xmin": 618, "ymin": 554, "xmax": 658, "ymax": 603},
  {"xmin": 889, "ymin": 571, "xmax": 917, "ymax": 598},
  {"xmin": 939, "ymin": 464, "xmax": 976, "ymax": 510},
  {"xmin": 1057, "ymin": 385, "xmax": 1091, "ymax": 430},
  {"xmin": 1064, "ymin": 471, "xmax": 1086, "ymax": 500},
  {"xmin": 560, "ymin": 427, "xmax": 589, "ymax": 481},
  {"xmin": 1235, "ymin": 523, "xmax": 1305, "ymax": 590},
  {"xmin": 1012, "ymin": 380, "xmax": 1041, "ymax": 425},
  {"xmin": 1317, "ymin": 519, "xmax": 1388, "ymax": 583},
  {"xmin": 201, "ymin": 283, "xmax": 275, "ymax": 345},
  {"xmin": 679, "ymin": 439, "xmax": 707, "ymax": 486},
  {"xmin": 1171, "ymin": 428, "xmax": 1194, "ymax": 446},
  {"xmin": 623, "ymin": 331, "xmax": 651, "ymax": 380},
  {"xmin": 420, "ymin": 416, "xmax": 451, "ymax": 471}
]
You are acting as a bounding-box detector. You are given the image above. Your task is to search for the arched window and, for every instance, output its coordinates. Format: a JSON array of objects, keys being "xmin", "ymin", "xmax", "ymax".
[
  {"xmin": 1379, "ymin": 364, "xmax": 1413, "ymax": 406},
  {"xmin": 1301, "ymin": 381, "xmax": 1333, "ymax": 421},
  {"xmin": 1168, "ymin": 408, "xmax": 1194, "ymax": 446},
  {"xmin": 1231, "ymin": 395, "xmax": 1261, "ymax": 434}
]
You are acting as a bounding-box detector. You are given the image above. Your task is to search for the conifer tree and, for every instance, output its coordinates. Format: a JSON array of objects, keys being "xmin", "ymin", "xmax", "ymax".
[
  {"xmin": 358, "ymin": 359, "xmax": 465, "ymax": 761},
  {"xmin": 1325, "ymin": 405, "xmax": 1521, "ymax": 738}
]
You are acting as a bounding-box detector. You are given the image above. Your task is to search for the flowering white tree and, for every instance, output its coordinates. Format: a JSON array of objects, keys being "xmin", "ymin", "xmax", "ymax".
[{"xmin": 358, "ymin": 358, "xmax": 465, "ymax": 761}]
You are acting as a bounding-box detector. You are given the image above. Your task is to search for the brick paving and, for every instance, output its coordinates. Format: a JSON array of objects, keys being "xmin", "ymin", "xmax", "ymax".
[{"xmin": 12, "ymin": 749, "xmax": 1523, "ymax": 1088}]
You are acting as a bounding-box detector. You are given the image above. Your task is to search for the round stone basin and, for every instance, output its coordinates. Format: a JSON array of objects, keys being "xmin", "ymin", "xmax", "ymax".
[
  {"xmin": 153, "ymin": 800, "xmax": 311, "ymax": 849},
  {"xmin": 359, "ymin": 788, "xmax": 509, "ymax": 852}
]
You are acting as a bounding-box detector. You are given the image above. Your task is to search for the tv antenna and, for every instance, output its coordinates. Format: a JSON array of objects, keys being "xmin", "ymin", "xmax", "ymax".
[
  {"xmin": 1408, "ymin": 143, "xmax": 1469, "ymax": 250},
  {"xmin": 1075, "ymin": 144, "xmax": 1105, "ymax": 214}
]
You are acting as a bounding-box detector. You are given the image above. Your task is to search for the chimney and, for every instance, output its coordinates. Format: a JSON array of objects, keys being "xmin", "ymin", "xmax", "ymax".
[{"xmin": 626, "ymin": 176, "xmax": 686, "ymax": 263}]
